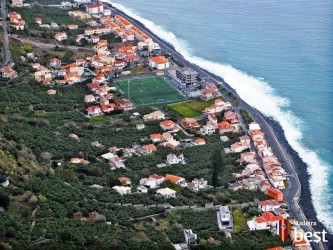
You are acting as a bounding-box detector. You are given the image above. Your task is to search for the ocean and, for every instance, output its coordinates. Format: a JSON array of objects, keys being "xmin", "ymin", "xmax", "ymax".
[{"xmin": 104, "ymin": 0, "xmax": 333, "ymax": 233}]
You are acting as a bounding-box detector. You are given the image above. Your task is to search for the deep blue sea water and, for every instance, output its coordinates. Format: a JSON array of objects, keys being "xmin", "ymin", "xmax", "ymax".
[{"xmin": 106, "ymin": 0, "xmax": 333, "ymax": 231}]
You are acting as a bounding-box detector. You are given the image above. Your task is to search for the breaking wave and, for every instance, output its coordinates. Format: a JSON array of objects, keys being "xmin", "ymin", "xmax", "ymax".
[{"xmin": 104, "ymin": 0, "xmax": 333, "ymax": 232}]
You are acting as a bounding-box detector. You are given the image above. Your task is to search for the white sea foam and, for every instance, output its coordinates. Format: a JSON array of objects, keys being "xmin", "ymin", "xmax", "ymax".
[{"xmin": 104, "ymin": 0, "xmax": 333, "ymax": 232}]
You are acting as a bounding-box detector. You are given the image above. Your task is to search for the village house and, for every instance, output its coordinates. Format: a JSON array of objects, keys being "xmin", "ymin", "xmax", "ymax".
[
  {"xmin": 101, "ymin": 103, "xmax": 117, "ymax": 113},
  {"xmin": 184, "ymin": 229, "xmax": 197, "ymax": 246},
  {"xmin": 100, "ymin": 152, "xmax": 117, "ymax": 161},
  {"xmin": 242, "ymin": 164, "xmax": 261, "ymax": 177},
  {"xmin": 11, "ymin": 0, "xmax": 23, "ymax": 7},
  {"xmin": 14, "ymin": 20, "xmax": 25, "ymax": 30},
  {"xmin": 64, "ymin": 73, "xmax": 81, "ymax": 84},
  {"xmin": 70, "ymin": 158, "xmax": 90, "ymax": 164},
  {"xmin": 230, "ymin": 142, "xmax": 250, "ymax": 153},
  {"xmin": 35, "ymin": 17, "xmax": 42, "ymax": 25},
  {"xmin": 149, "ymin": 56, "xmax": 170, "ymax": 70},
  {"xmin": 200, "ymin": 123, "xmax": 216, "ymax": 135},
  {"xmin": 1, "ymin": 66, "xmax": 18, "ymax": 79},
  {"xmin": 69, "ymin": 10, "xmax": 91, "ymax": 19},
  {"xmin": 150, "ymin": 134, "xmax": 164, "ymax": 143},
  {"xmin": 55, "ymin": 32, "xmax": 67, "ymax": 42},
  {"xmin": 86, "ymin": 2, "xmax": 104, "ymax": 14},
  {"xmin": 85, "ymin": 105, "xmax": 102, "ymax": 117},
  {"xmin": 160, "ymin": 120, "xmax": 178, "ymax": 132},
  {"xmin": 156, "ymin": 187, "xmax": 176, "ymax": 199},
  {"xmin": 115, "ymin": 98, "xmax": 134, "ymax": 111},
  {"xmin": 181, "ymin": 118, "xmax": 200, "ymax": 130},
  {"xmin": 187, "ymin": 178, "xmax": 208, "ymax": 192},
  {"xmin": 165, "ymin": 175, "xmax": 186, "ymax": 186},
  {"xmin": 208, "ymin": 113, "xmax": 218, "ymax": 124},
  {"xmin": 200, "ymin": 89, "xmax": 220, "ymax": 101},
  {"xmin": 142, "ymin": 144, "xmax": 157, "ymax": 154},
  {"xmin": 136, "ymin": 124, "xmax": 145, "ymax": 130},
  {"xmin": 266, "ymin": 187, "xmax": 284, "ymax": 201},
  {"xmin": 136, "ymin": 185, "xmax": 148, "ymax": 193},
  {"xmin": 240, "ymin": 152, "xmax": 257, "ymax": 165},
  {"xmin": 195, "ymin": 138, "xmax": 206, "ymax": 145},
  {"xmin": 242, "ymin": 177, "xmax": 259, "ymax": 190},
  {"xmin": 67, "ymin": 24, "xmax": 78, "ymax": 30},
  {"xmin": 258, "ymin": 200, "xmax": 281, "ymax": 212},
  {"xmin": 112, "ymin": 186, "xmax": 131, "ymax": 195},
  {"xmin": 91, "ymin": 34, "xmax": 100, "ymax": 43},
  {"xmin": 84, "ymin": 94, "xmax": 96, "ymax": 103},
  {"xmin": 217, "ymin": 206, "xmax": 233, "ymax": 231},
  {"xmin": 247, "ymin": 212, "xmax": 283, "ymax": 231},
  {"xmin": 46, "ymin": 89, "xmax": 57, "ymax": 95},
  {"xmin": 84, "ymin": 27, "xmax": 111, "ymax": 36},
  {"xmin": 143, "ymin": 110, "xmax": 166, "ymax": 121},
  {"xmin": 224, "ymin": 111, "xmax": 238, "ymax": 124},
  {"xmin": 217, "ymin": 121, "xmax": 234, "ymax": 134},
  {"xmin": 228, "ymin": 182, "xmax": 243, "ymax": 191},
  {"xmin": 110, "ymin": 161, "xmax": 126, "ymax": 170},
  {"xmin": 50, "ymin": 58, "xmax": 61, "ymax": 68},
  {"xmin": 166, "ymin": 154, "xmax": 186, "ymax": 165},
  {"xmin": 140, "ymin": 174, "xmax": 165, "ymax": 189}
]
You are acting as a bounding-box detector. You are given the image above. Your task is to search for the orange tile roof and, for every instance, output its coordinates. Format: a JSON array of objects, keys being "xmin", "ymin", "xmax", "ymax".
[
  {"xmin": 195, "ymin": 138, "xmax": 205, "ymax": 143},
  {"xmin": 119, "ymin": 45, "xmax": 135, "ymax": 52},
  {"xmin": 165, "ymin": 175, "xmax": 183, "ymax": 184},
  {"xmin": 218, "ymin": 121, "xmax": 233, "ymax": 129},
  {"xmin": 255, "ymin": 217, "xmax": 267, "ymax": 223},
  {"xmin": 149, "ymin": 174, "xmax": 164, "ymax": 179},
  {"xmin": 150, "ymin": 134, "xmax": 163, "ymax": 139},
  {"xmin": 118, "ymin": 177, "xmax": 130, "ymax": 183},
  {"xmin": 143, "ymin": 144, "xmax": 157, "ymax": 151},
  {"xmin": 160, "ymin": 120, "xmax": 175, "ymax": 127},
  {"xmin": 151, "ymin": 56, "xmax": 167, "ymax": 64}
]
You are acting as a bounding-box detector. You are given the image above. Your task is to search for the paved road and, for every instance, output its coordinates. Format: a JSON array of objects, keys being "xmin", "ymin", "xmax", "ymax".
[
  {"xmin": 1, "ymin": 0, "xmax": 10, "ymax": 65},
  {"xmin": 106, "ymin": 4, "xmax": 326, "ymax": 249}
]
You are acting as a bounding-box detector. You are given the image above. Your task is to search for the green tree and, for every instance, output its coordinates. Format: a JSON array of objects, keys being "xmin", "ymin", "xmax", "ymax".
[{"xmin": 211, "ymin": 149, "xmax": 225, "ymax": 188}]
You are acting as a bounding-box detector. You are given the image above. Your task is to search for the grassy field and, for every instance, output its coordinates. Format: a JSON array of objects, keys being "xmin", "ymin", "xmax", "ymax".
[
  {"xmin": 114, "ymin": 76, "xmax": 186, "ymax": 106},
  {"xmin": 169, "ymin": 99, "xmax": 217, "ymax": 117},
  {"xmin": 232, "ymin": 208, "xmax": 247, "ymax": 232},
  {"xmin": 89, "ymin": 116, "xmax": 112, "ymax": 123}
]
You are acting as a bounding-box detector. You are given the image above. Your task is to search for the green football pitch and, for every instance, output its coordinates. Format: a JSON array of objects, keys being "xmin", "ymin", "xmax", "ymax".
[{"xmin": 113, "ymin": 76, "xmax": 186, "ymax": 106}]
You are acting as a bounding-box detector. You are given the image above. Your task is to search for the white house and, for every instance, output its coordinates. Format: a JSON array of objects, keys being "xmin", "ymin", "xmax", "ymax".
[
  {"xmin": 137, "ymin": 185, "xmax": 148, "ymax": 193},
  {"xmin": 140, "ymin": 174, "xmax": 165, "ymax": 189},
  {"xmin": 149, "ymin": 56, "xmax": 169, "ymax": 70},
  {"xmin": 258, "ymin": 200, "xmax": 280, "ymax": 212},
  {"xmin": 187, "ymin": 178, "xmax": 208, "ymax": 192},
  {"xmin": 166, "ymin": 154, "xmax": 186, "ymax": 165},
  {"xmin": 86, "ymin": 2, "xmax": 103, "ymax": 14},
  {"xmin": 85, "ymin": 106, "xmax": 102, "ymax": 117},
  {"xmin": 112, "ymin": 186, "xmax": 131, "ymax": 195},
  {"xmin": 156, "ymin": 187, "xmax": 176, "ymax": 199},
  {"xmin": 84, "ymin": 94, "xmax": 96, "ymax": 103},
  {"xmin": 143, "ymin": 110, "xmax": 166, "ymax": 121},
  {"xmin": 50, "ymin": 58, "xmax": 61, "ymax": 68},
  {"xmin": 55, "ymin": 32, "xmax": 67, "ymax": 42}
]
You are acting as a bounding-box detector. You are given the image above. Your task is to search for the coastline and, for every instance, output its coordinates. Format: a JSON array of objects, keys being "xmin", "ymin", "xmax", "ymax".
[{"xmin": 103, "ymin": 2, "xmax": 332, "ymax": 248}]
